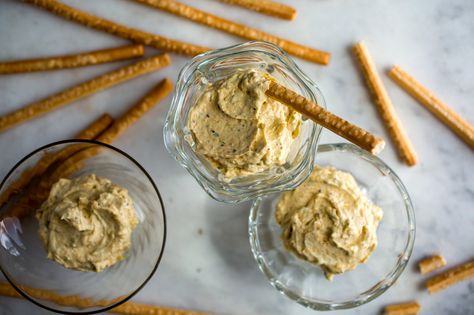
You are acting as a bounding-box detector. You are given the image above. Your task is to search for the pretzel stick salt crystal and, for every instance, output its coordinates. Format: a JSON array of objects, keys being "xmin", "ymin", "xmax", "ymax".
[
  {"xmin": 218, "ymin": 0, "xmax": 296, "ymax": 20},
  {"xmin": 3, "ymin": 79, "xmax": 173, "ymax": 219},
  {"xmin": 133, "ymin": 0, "xmax": 330, "ymax": 65},
  {"xmin": 0, "ymin": 54, "xmax": 170, "ymax": 133},
  {"xmin": 426, "ymin": 260, "xmax": 474, "ymax": 294},
  {"xmin": 24, "ymin": 0, "xmax": 208, "ymax": 57},
  {"xmin": 419, "ymin": 255, "xmax": 447, "ymax": 275},
  {"xmin": 266, "ymin": 81, "xmax": 385, "ymax": 154},
  {"xmin": 389, "ymin": 66, "xmax": 474, "ymax": 149},
  {"xmin": 0, "ymin": 45, "xmax": 144, "ymax": 74},
  {"xmin": 0, "ymin": 282, "xmax": 209, "ymax": 315},
  {"xmin": 0, "ymin": 114, "xmax": 113, "ymax": 208},
  {"xmin": 353, "ymin": 42, "xmax": 417, "ymax": 165},
  {"xmin": 384, "ymin": 302, "xmax": 421, "ymax": 315}
]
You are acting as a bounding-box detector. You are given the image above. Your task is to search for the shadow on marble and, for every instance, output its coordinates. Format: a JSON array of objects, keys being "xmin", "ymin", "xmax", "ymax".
[{"xmin": 205, "ymin": 199, "xmax": 257, "ymax": 274}]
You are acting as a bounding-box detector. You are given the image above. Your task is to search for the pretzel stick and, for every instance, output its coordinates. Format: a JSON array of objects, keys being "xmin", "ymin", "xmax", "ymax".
[
  {"xmin": 133, "ymin": 0, "xmax": 330, "ymax": 65},
  {"xmin": 38, "ymin": 78, "xmax": 173, "ymax": 198},
  {"xmin": 0, "ymin": 54, "xmax": 170, "ymax": 133},
  {"xmin": 24, "ymin": 0, "xmax": 208, "ymax": 57},
  {"xmin": 0, "ymin": 114, "xmax": 113, "ymax": 209},
  {"xmin": 0, "ymin": 45, "xmax": 144, "ymax": 74},
  {"xmin": 0, "ymin": 282, "xmax": 209, "ymax": 315},
  {"xmin": 0, "ymin": 282, "xmax": 104, "ymax": 309},
  {"xmin": 266, "ymin": 81, "xmax": 385, "ymax": 154},
  {"xmin": 352, "ymin": 42, "xmax": 417, "ymax": 165},
  {"xmin": 48, "ymin": 147, "xmax": 99, "ymax": 184},
  {"xmin": 49, "ymin": 78, "xmax": 174, "ymax": 179},
  {"xmin": 3, "ymin": 78, "xmax": 173, "ymax": 219},
  {"xmin": 113, "ymin": 302, "xmax": 209, "ymax": 315},
  {"xmin": 426, "ymin": 260, "xmax": 474, "ymax": 294},
  {"xmin": 384, "ymin": 302, "xmax": 421, "ymax": 315},
  {"xmin": 0, "ymin": 143, "xmax": 97, "ymax": 220},
  {"xmin": 97, "ymin": 78, "xmax": 173, "ymax": 144},
  {"xmin": 73, "ymin": 114, "xmax": 114, "ymax": 140},
  {"xmin": 419, "ymin": 255, "xmax": 447, "ymax": 275},
  {"xmin": 218, "ymin": 0, "xmax": 296, "ymax": 20},
  {"xmin": 389, "ymin": 66, "xmax": 474, "ymax": 149},
  {"xmin": 0, "ymin": 147, "xmax": 93, "ymax": 220}
]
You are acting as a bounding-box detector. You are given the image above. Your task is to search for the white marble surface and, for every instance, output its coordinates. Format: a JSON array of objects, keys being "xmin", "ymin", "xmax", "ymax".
[{"xmin": 0, "ymin": 0, "xmax": 473, "ymax": 314}]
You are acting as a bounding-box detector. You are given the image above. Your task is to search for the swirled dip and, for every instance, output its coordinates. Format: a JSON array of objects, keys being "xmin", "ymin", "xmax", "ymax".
[
  {"xmin": 37, "ymin": 174, "xmax": 138, "ymax": 272},
  {"xmin": 188, "ymin": 69, "xmax": 301, "ymax": 178},
  {"xmin": 276, "ymin": 166, "xmax": 383, "ymax": 280}
]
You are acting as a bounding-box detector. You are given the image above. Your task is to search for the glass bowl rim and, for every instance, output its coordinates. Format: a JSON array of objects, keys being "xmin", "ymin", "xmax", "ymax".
[
  {"xmin": 164, "ymin": 40, "xmax": 325, "ymax": 203},
  {"xmin": 0, "ymin": 139, "xmax": 167, "ymax": 315},
  {"xmin": 248, "ymin": 142, "xmax": 416, "ymax": 310}
]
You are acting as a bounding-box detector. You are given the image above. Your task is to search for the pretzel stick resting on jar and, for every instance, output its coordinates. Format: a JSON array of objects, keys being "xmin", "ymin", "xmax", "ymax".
[{"xmin": 265, "ymin": 80, "xmax": 385, "ymax": 154}]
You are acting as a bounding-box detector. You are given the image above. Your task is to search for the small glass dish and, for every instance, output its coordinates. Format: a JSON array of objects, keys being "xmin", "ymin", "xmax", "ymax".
[
  {"xmin": 164, "ymin": 41, "xmax": 326, "ymax": 203},
  {"xmin": 249, "ymin": 143, "xmax": 415, "ymax": 310},
  {"xmin": 0, "ymin": 140, "xmax": 166, "ymax": 314}
]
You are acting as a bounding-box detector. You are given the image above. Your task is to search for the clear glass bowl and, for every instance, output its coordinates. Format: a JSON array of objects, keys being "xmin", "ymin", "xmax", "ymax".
[
  {"xmin": 164, "ymin": 41, "xmax": 326, "ymax": 203},
  {"xmin": 249, "ymin": 143, "xmax": 415, "ymax": 310},
  {"xmin": 0, "ymin": 140, "xmax": 166, "ymax": 314}
]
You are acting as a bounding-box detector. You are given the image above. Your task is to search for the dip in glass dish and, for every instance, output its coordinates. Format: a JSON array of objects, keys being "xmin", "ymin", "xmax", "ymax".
[
  {"xmin": 164, "ymin": 41, "xmax": 326, "ymax": 203},
  {"xmin": 0, "ymin": 140, "xmax": 166, "ymax": 314},
  {"xmin": 249, "ymin": 143, "xmax": 415, "ymax": 310}
]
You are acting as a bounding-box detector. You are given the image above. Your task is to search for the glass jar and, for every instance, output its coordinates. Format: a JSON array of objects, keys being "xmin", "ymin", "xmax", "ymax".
[
  {"xmin": 164, "ymin": 41, "xmax": 326, "ymax": 203},
  {"xmin": 249, "ymin": 143, "xmax": 415, "ymax": 310},
  {"xmin": 0, "ymin": 140, "xmax": 166, "ymax": 314}
]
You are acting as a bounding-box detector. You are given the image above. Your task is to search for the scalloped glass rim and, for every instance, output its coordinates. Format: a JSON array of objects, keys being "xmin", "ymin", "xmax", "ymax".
[
  {"xmin": 0, "ymin": 139, "xmax": 167, "ymax": 314},
  {"xmin": 248, "ymin": 143, "xmax": 416, "ymax": 310},
  {"xmin": 164, "ymin": 41, "xmax": 325, "ymax": 203}
]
